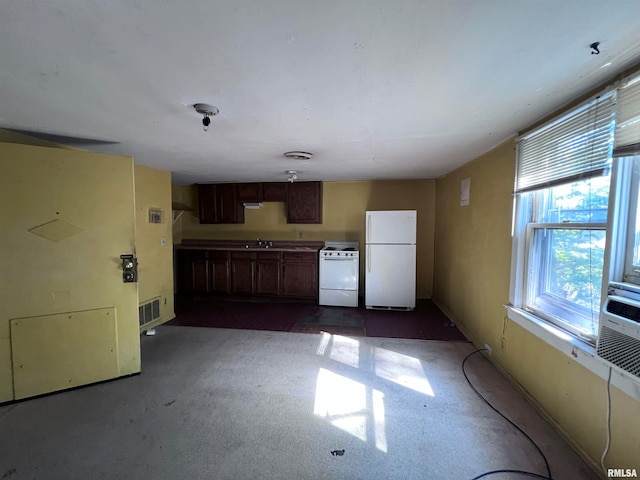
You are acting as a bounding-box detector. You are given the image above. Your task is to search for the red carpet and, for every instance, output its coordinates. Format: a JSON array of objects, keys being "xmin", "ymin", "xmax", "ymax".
[{"xmin": 169, "ymin": 296, "xmax": 468, "ymax": 342}]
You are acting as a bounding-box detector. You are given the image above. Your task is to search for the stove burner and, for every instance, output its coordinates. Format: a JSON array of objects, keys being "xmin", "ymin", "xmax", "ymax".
[
  {"xmin": 324, "ymin": 247, "xmax": 337, "ymax": 251},
  {"xmin": 342, "ymin": 247, "xmax": 356, "ymax": 251}
]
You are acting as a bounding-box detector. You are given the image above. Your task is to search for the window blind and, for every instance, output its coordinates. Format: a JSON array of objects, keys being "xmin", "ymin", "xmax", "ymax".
[
  {"xmin": 613, "ymin": 74, "xmax": 640, "ymax": 157},
  {"xmin": 515, "ymin": 92, "xmax": 615, "ymax": 194}
]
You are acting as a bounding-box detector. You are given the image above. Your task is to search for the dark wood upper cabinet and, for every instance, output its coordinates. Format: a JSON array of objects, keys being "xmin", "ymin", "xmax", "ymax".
[
  {"xmin": 286, "ymin": 181, "xmax": 323, "ymax": 224},
  {"xmin": 237, "ymin": 183, "xmax": 263, "ymax": 202},
  {"xmin": 198, "ymin": 181, "xmax": 321, "ymax": 224},
  {"xmin": 197, "ymin": 184, "xmax": 216, "ymax": 224},
  {"xmin": 216, "ymin": 184, "xmax": 244, "ymax": 224},
  {"xmin": 262, "ymin": 182, "xmax": 288, "ymax": 202},
  {"xmin": 197, "ymin": 184, "xmax": 244, "ymax": 224}
]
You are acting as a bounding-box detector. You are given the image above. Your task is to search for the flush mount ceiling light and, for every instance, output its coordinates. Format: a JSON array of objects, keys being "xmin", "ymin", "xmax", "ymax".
[
  {"xmin": 283, "ymin": 151, "xmax": 313, "ymax": 160},
  {"xmin": 285, "ymin": 170, "xmax": 298, "ymax": 183},
  {"xmin": 194, "ymin": 103, "xmax": 219, "ymax": 132}
]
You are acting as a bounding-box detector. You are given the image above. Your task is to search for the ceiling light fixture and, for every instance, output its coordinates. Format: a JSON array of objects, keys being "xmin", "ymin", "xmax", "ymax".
[
  {"xmin": 283, "ymin": 151, "xmax": 313, "ymax": 160},
  {"xmin": 194, "ymin": 103, "xmax": 219, "ymax": 132},
  {"xmin": 285, "ymin": 170, "xmax": 298, "ymax": 183}
]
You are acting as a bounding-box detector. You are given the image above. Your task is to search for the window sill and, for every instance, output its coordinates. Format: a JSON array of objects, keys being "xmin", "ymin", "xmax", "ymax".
[{"xmin": 504, "ymin": 304, "xmax": 640, "ymax": 402}]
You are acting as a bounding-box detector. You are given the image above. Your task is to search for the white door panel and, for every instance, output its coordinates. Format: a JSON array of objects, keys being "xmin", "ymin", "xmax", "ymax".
[{"xmin": 0, "ymin": 143, "xmax": 138, "ymax": 401}]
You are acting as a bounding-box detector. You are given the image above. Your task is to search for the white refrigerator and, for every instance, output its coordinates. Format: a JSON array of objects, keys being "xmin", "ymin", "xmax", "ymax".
[{"xmin": 365, "ymin": 210, "xmax": 417, "ymax": 310}]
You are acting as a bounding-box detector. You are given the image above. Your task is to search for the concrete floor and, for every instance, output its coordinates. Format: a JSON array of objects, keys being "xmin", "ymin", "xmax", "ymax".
[{"xmin": 0, "ymin": 326, "xmax": 600, "ymax": 480}]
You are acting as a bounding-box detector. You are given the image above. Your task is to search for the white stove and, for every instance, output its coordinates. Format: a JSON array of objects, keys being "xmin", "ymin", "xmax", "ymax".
[{"xmin": 319, "ymin": 241, "xmax": 359, "ymax": 307}]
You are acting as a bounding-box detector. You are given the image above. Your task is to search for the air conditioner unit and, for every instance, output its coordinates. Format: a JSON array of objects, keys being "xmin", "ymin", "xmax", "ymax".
[{"xmin": 596, "ymin": 283, "xmax": 640, "ymax": 380}]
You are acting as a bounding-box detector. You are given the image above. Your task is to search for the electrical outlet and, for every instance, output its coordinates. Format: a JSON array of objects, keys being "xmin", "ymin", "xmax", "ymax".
[{"xmin": 484, "ymin": 343, "xmax": 492, "ymax": 356}]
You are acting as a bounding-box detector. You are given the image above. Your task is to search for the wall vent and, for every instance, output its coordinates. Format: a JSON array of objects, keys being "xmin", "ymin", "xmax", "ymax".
[
  {"xmin": 596, "ymin": 288, "xmax": 640, "ymax": 380},
  {"xmin": 139, "ymin": 297, "xmax": 161, "ymax": 326},
  {"xmin": 597, "ymin": 325, "xmax": 640, "ymax": 377}
]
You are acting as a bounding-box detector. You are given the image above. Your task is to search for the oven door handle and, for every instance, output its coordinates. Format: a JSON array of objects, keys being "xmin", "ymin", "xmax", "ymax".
[{"xmin": 322, "ymin": 257, "xmax": 357, "ymax": 261}]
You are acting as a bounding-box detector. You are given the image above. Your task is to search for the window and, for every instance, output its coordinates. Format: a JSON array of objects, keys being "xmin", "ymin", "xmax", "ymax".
[
  {"xmin": 511, "ymin": 92, "xmax": 615, "ymax": 344},
  {"xmin": 523, "ymin": 175, "xmax": 610, "ymax": 342},
  {"xmin": 510, "ymin": 71, "xmax": 640, "ymax": 349}
]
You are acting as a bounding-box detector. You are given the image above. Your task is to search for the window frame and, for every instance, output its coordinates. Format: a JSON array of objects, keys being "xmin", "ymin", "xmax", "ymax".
[{"xmin": 523, "ymin": 220, "xmax": 607, "ymax": 344}]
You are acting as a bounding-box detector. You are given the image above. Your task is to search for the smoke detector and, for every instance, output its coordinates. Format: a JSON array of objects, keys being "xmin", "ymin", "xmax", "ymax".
[{"xmin": 283, "ymin": 151, "xmax": 313, "ymax": 160}]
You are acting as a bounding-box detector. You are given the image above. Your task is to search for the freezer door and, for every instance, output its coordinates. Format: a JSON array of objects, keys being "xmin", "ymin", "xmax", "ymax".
[
  {"xmin": 366, "ymin": 210, "xmax": 416, "ymax": 244},
  {"xmin": 365, "ymin": 244, "xmax": 416, "ymax": 309}
]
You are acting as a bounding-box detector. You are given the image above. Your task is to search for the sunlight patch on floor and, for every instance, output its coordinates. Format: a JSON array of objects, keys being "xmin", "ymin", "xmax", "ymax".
[
  {"xmin": 372, "ymin": 389, "xmax": 388, "ymax": 452},
  {"xmin": 314, "ymin": 368, "xmax": 367, "ymax": 441},
  {"xmin": 374, "ymin": 347, "xmax": 434, "ymax": 396}
]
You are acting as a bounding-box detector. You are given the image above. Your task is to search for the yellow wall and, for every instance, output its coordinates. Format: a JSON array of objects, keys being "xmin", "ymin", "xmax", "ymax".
[
  {"xmin": 134, "ymin": 165, "xmax": 175, "ymax": 330},
  {"xmin": 432, "ymin": 138, "xmax": 640, "ymax": 472},
  {"xmin": 173, "ymin": 180, "xmax": 436, "ymax": 298}
]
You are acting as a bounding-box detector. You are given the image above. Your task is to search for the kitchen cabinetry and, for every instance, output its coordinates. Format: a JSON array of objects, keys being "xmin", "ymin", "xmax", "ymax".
[
  {"xmin": 176, "ymin": 244, "xmax": 319, "ymax": 301},
  {"xmin": 281, "ymin": 251, "xmax": 318, "ymax": 299},
  {"xmin": 198, "ymin": 182, "xmax": 321, "ymax": 224},
  {"xmin": 209, "ymin": 251, "xmax": 231, "ymax": 294},
  {"xmin": 286, "ymin": 181, "xmax": 322, "ymax": 224},
  {"xmin": 177, "ymin": 250, "xmax": 230, "ymax": 294},
  {"xmin": 197, "ymin": 184, "xmax": 244, "ymax": 224},
  {"xmin": 262, "ymin": 182, "xmax": 287, "ymax": 202},
  {"xmin": 230, "ymin": 252, "xmax": 255, "ymax": 295},
  {"xmin": 256, "ymin": 251, "xmax": 281, "ymax": 296},
  {"xmin": 236, "ymin": 182, "xmax": 288, "ymax": 202},
  {"xmin": 237, "ymin": 183, "xmax": 263, "ymax": 202}
]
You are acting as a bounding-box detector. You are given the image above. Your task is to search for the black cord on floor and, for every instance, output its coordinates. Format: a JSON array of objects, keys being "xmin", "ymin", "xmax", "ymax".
[{"xmin": 463, "ymin": 349, "xmax": 553, "ymax": 480}]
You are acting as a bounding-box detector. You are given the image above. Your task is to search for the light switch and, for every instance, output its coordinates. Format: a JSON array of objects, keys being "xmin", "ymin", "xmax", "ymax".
[{"xmin": 160, "ymin": 237, "xmax": 167, "ymax": 246}]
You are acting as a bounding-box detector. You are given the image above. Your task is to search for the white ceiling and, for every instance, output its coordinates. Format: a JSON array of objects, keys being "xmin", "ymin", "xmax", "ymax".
[{"xmin": 2, "ymin": 1, "xmax": 640, "ymax": 185}]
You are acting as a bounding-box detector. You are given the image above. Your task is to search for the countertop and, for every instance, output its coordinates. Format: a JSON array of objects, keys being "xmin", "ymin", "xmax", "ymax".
[{"xmin": 175, "ymin": 239, "xmax": 324, "ymax": 253}]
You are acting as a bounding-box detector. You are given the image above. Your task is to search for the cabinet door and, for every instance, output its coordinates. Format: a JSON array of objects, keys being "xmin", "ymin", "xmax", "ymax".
[
  {"xmin": 177, "ymin": 250, "xmax": 209, "ymax": 293},
  {"xmin": 262, "ymin": 182, "xmax": 287, "ymax": 202},
  {"xmin": 256, "ymin": 252, "xmax": 281, "ymax": 296},
  {"xmin": 216, "ymin": 184, "xmax": 245, "ymax": 224},
  {"xmin": 197, "ymin": 184, "xmax": 216, "ymax": 224},
  {"xmin": 286, "ymin": 181, "xmax": 322, "ymax": 224},
  {"xmin": 281, "ymin": 252, "xmax": 318, "ymax": 299},
  {"xmin": 237, "ymin": 183, "xmax": 263, "ymax": 202},
  {"xmin": 230, "ymin": 252, "xmax": 255, "ymax": 295},
  {"xmin": 209, "ymin": 251, "xmax": 230, "ymax": 294},
  {"xmin": 176, "ymin": 250, "xmax": 195, "ymax": 292}
]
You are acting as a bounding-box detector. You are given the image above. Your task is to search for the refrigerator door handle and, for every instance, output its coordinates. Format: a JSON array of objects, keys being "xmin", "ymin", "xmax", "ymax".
[
  {"xmin": 367, "ymin": 215, "xmax": 371, "ymax": 242},
  {"xmin": 367, "ymin": 245, "xmax": 371, "ymax": 273}
]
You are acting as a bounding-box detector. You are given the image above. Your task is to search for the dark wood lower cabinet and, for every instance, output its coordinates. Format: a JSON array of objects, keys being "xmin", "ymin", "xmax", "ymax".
[
  {"xmin": 230, "ymin": 252, "xmax": 255, "ymax": 295},
  {"xmin": 177, "ymin": 248, "xmax": 318, "ymax": 301},
  {"xmin": 256, "ymin": 252, "xmax": 281, "ymax": 296},
  {"xmin": 177, "ymin": 250, "xmax": 230, "ymax": 294},
  {"xmin": 209, "ymin": 251, "xmax": 230, "ymax": 294},
  {"xmin": 281, "ymin": 251, "xmax": 318, "ymax": 299}
]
